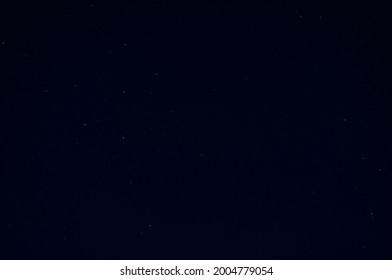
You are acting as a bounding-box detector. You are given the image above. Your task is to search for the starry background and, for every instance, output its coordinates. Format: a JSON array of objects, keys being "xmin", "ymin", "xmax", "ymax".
[{"xmin": 0, "ymin": 0, "xmax": 390, "ymax": 259}]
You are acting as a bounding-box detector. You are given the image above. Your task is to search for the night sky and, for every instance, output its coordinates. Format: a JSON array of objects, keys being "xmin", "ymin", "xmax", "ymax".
[{"xmin": 0, "ymin": 1, "xmax": 389, "ymax": 259}]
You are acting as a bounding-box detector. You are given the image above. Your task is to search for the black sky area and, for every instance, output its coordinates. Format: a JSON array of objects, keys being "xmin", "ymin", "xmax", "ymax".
[{"xmin": 0, "ymin": 0, "xmax": 390, "ymax": 259}]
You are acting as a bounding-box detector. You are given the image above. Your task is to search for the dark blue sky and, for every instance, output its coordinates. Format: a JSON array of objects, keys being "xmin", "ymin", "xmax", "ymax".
[{"xmin": 0, "ymin": 0, "xmax": 389, "ymax": 259}]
